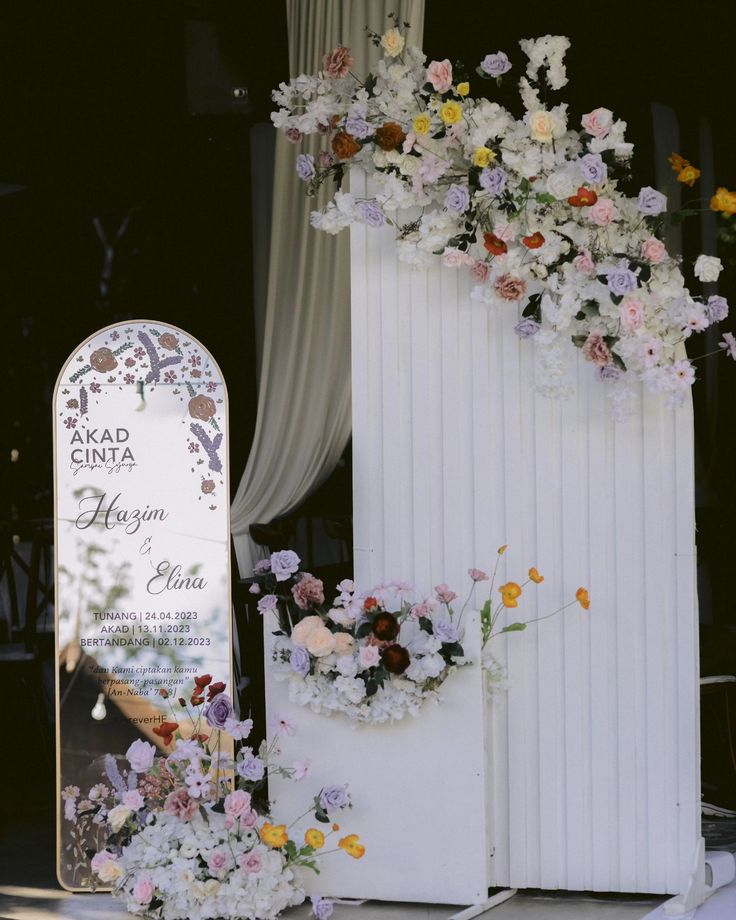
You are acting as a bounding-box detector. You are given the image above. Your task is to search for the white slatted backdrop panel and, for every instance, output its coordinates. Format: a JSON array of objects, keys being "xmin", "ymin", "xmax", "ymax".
[{"xmin": 349, "ymin": 175, "xmax": 701, "ymax": 895}]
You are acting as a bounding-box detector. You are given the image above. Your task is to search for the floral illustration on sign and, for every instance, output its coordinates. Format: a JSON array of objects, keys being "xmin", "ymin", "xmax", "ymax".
[{"xmin": 59, "ymin": 323, "xmax": 225, "ymax": 507}]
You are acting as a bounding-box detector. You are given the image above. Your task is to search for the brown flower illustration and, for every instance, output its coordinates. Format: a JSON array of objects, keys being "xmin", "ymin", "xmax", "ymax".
[
  {"xmin": 66, "ymin": 399, "xmax": 79, "ymax": 409},
  {"xmin": 90, "ymin": 347, "xmax": 117, "ymax": 373},
  {"xmin": 188, "ymin": 395, "xmax": 217, "ymax": 421},
  {"xmin": 159, "ymin": 332, "xmax": 179, "ymax": 350},
  {"xmin": 201, "ymin": 480, "xmax": 215, "ymax": 494}
]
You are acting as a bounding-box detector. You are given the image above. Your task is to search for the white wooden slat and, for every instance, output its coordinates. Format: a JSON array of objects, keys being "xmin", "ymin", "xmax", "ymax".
[{"xmin": 348, "ymin": 176, "xmax": 700, "ymax": 895}]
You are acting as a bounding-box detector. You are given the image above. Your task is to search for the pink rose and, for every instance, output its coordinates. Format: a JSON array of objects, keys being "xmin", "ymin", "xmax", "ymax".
[
  {"xmin": 471, "ymin": 260, "xmax": 490, "ymax": 283},
  {"xmin": 358, "ymin": 644, "xmax": 380, "ymax": 669},
  {"xmin": 207, "ymin": 849, "xmax": 232, "ymax": 875},
  {"xmin": 164, "ymin": 787, "xmax": 198, "ymax": 821},
  {"xmin": 573, "ymin": 249, "xmax": 596, "ymax": 276},
  {"xmin": 322, "ymin": 45, "xmax": 354, "ymax": 79},
  {"xmin": 132, "ymin": 877, "xmax": 155, "ymax": 904},
  {"xmin": 641, "ymin": 237, "xmax": 667, "ymax": 264},
  {"xmin": 291, "ymin": 573, "xmax": 325, "ymax": 610},
  {"xmin": 239, "ymin": 851, "xmax": 262, "ymax": 874},
  {"xmin": 494, "ymin": 273, "xmax": 527, "ymax": 302},
  {"xmin": 581, "ymin": 332, "xmax": 612, "ymax": 366},
  {"xmin": 442, "ymin": 248, "xmax": 474, "ymax": 268},
  {"xmin": 90, "ymin": 850, "xmax": 115, "ymax": 874},
  {"xmin": 224, "ymin": 789, "xmax": 252, "ymax": 818},
  {"xmin": 122, "ymin": 789, "xmax": 145, "ymax": 811},
  {"xmin": 588, "ymin": 198, "xmax": 616, "ymax": 226},
  {"xmin": 620, "ymin": 298, "xmax": 644, "ymax": 331},
  {"xmin": 241, "ymin": 808, "xmax": 258, "ymax": 827},
  {"xmin": 581, "ymin": 107, "xmax": 614, "ymax": 138},
  {"xmin": 426, "ymin": 59, "xmax": 453, "ymax": 93}
]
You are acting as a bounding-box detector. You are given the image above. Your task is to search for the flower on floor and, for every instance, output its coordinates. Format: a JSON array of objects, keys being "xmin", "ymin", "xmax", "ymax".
[
  {"xmin": 272, "ymin": 25, "xmax": 732, "ymax": 414},
  {"xmin": 65, "ymin": 674, "xmax": 363, "ymax": 918}
]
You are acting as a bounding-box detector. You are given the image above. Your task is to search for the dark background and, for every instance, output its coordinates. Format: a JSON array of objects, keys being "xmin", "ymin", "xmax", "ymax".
[{"xmin": 0, "ymin": 0, "xmax": 735, "ymax": 832}]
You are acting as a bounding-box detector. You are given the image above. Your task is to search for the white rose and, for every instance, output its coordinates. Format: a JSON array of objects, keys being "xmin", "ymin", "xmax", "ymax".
[
  {"xmin": 694, "ymin": 255, "xmax": 723, "ymax": 283},
  {"xmin": 335, "ymin": 654, "xmax": 359, "ymax": 678},
  {"xmin": 398, "ymin": 154, "xmax": 419, "ymax": 176},
  {"xmin": 305, "ymin": 626, "xmax": 337, "ymax": 657},
  {"xmin": 529, "ymin": 110, "xmax": 554, "ymax": 143},
  {"xmin": 328, "ymin": 606, "xmax": 356, "ymax": 627},
  {"xmin": 334, "ymin": 676, "xmax": 366, "ymax": 703},
  {"xmin": 97, "ymin": 859, "xmax": 123, "ymax": 883},
  {"xmin": 545, "ymin": 170, "xmax": 576, "ymax": 200},
  {"xmin": 107, "ymin": 804, "xmax": 131, "ymax": 833},
  {"xmin": 291, "ymin": 615, "xmax": 323, "ymax": 648},
  {"xmin": 126, "ymin": 738, "xmax": 155, "ymax": 772}
]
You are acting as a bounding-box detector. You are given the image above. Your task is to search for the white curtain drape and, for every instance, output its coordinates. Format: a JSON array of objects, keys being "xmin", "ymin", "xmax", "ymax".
[{"xmin": 231, "ymin": 0, "xmax": 424, "ymax": 575}]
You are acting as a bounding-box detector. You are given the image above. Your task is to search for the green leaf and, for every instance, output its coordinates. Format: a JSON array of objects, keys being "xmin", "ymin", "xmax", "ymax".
[
  {"xmin": 535, "ymin": 192, "xmax": 556, "ymax": 204},
  {"xmin": 501, "ymin": 622, "xmax": 527, "ymax": 633}
]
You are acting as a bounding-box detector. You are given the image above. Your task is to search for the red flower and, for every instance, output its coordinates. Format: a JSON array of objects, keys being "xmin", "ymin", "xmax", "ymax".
[
  {"xmin": 153, "ymin": 721, "xmax": 179, "ymax": 746},
  {"xmin": 568, "ymin": 186, "xmax": 598, "ymax": 207},
  {"xmin": 380, "ymin": 644, "xmax": 411, "ymax": 675},
  {"xmin": 363, "ymin": 597, "xmax": 379, "ymax": 611},
  {"xmin": 483, "ymin": 233, "xmax": 508, "ymax": 255},
  {"xmin": 207, "ymin": 681, "xmax": 226, "ymax": 701},
  {"xmin": 372, "ymin": 611, "xmax": 400, "ymax": 642},
  {"xmin": 522, "ymin": 231, "xmax": 545, "ymax": 249},
  {"xmin": 192, "ymin": 733, "xmax": 209, "ymax": 743},
  {"xmin": 194, "ymin": 674, "xmax": 212, "ymax": 690},
  {"xmin": 191, "ymin": 693, "xmax": 204, "ymax": 707},
  {"xmin": 178, "ymin": 697, "xmax": 187, "ymax": 707}
]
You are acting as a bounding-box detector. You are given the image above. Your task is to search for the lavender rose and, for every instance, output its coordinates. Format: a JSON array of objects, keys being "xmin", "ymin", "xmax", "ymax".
[
  {"xmin": 270, "ymin": 550, "xmax": 301, "ymax": 582},
  {"xmin": 253, "ymin": 558, "xmax": 271, "ymax": 574},
  {"xmin": 319, "ymin": 784, "xmax": 350, "ymax": 811},
  {"xmin": 579, "ymin": 153, "xmax": 607, "ymax": 185},
  {"xmin": 257, "ymin": 594, "xmax": 279, "ymax": 615},
  {"xmin": 290, "ymin": 646, "xmax": 311, "ymax": 677},
  {"xmin": 514, "ymin": 318, "xmax": 541, "ymax": 338},
  {"xmin": 599, "ymin": 365, "xmax": 622, "ymax": 381},
  {"xmin": 237, "ymin": 753, "xmax": 265, "ymax": 782},
  {"xmin": 204, "ymin": 692, "xmax": 233, "ymax": 729},
  {"xmin": 480, "ymin": 167, "xmax": 507, "ymax": 195},
  {"xmin": 433, "ymin": 620, "xmax": 459, "ymax": 643},
  {"xmin": 607, "ymin": 267, "xmax": 638, "ymax": 296},
  {"xmin": 444, "ymin": 183, "xmax": 470, "ymax": 213},
  {"xmin": 706, "ymin": 295, "xmax": 729, "ymax": 324},
  {"xmin": 637, "ymin": 186, "xmax": 668, "ymax": 216},
  {"xmin": 126, "ymin": 739, "xmax": 155, "ymax": 772},
  {"xmin": 345, "ymin": 112, "xmax": 371, "ymax": 139},
  {"xmin": 480, "ymin": 51, "xmax": 511, "ymax": 77},
  {"xmin": 296, "ymin": 154, "xmax": 316, "ymax": 181},
  {"xmin": 312, "ymin": 897, "xmax": 335, "ymax": 920},
  {"xmin": 358, "ymin": 200, "xmax": 385, "ymax": 227}
]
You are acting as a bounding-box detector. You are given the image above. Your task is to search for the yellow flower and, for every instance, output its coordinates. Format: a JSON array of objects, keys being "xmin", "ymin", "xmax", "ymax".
[
  {"xmin": 472, "ymin": 146, "xmax": 496, "ymax": 168},
  {"xmin": 676, "ymin": 165, "xmax": 700, "ymax": 187},
  {"xmin": 440, "ymin": 100, "xmax": 463, "ymax": 125},
  {"xmin": 499, "ymin": 582, "xmax": 522, "ymax": 608},
  {"xmin": 497, "ymin": 544, "xmax": 508, "ymax": 555},
  {"xmin": 456, "ymin": 82, "xmax": 470, "ymax": 97},
  {"xmin": 304, "ymin": 828, "xmax": 325, "ymax": 849},
  {"xmin": 711, "ymin": 187, "xmax": 736, "ymax": 215},
  {"xmin": 413, "ymin": 113, "xmax": 431, "ymax": 136},
  {"xmin": 260, "ymin": 822, "xmax": 289, "ymax": 848},
  {"xmin": 528, "ymin": 567, "xmax": 544, "ymax": 584},
  {"xmin": 668, "ymin": 152, "xmax": 689, "ymax": 173},
  {"xmin": 339, "ymin": 834, "xmax": 366, "ymax": 859},
  {"xmin": 576, "ymin": 587, "xmax": 590, "ymax": 610}
]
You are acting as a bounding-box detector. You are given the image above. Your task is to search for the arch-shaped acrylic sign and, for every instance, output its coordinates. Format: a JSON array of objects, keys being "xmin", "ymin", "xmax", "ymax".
[{"xmin": 54, "ymin": 321, "xmax": 231, "ymax": 890}]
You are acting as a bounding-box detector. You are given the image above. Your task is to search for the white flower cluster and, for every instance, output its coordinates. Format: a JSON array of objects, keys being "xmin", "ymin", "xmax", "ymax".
[
  {"xmin": 109, "ymin": 810, "xmax": 305, "ymax": 920},
  {"xmin": 271, "ymin": 579, "xmax": 467, "ymax": 725},
  {"xmin": 273, "ymin": 30, "xmax": 730, "ymax": 411}
]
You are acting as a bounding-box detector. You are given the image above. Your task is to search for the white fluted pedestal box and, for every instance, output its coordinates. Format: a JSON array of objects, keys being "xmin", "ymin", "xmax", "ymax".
[{"xmin": 263, "ymin": 611, "xmax": 491, "ymax": 904}]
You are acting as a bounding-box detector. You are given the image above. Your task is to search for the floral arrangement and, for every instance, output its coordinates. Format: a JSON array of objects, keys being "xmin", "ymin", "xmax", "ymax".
[
  {"xmin": 253, "ymin": 548, "xmax": 588, "ymax": 721},
  {"xmin": 62, "ymin": 676, "xmax": 363, "ymax": 919},
  {"xmin": 272, "ymin": 23, "xmax": 735, "ymax": 414}
]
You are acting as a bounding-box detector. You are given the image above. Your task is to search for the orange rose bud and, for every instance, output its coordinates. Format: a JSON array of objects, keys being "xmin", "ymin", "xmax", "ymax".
[
  {"xmin": 576, "ymin": 587, "xmax": 590, "ymax": 610},
  {"xmin": 483, "ymin": 232, "xmax": 508, "ymax": 255},
  {"xmin": 668, "ymin": 152, "xmax": 689, "ymax": 173},
  {"xmin": 332, "ymin": 130, "xmax": 361, "ymax": 160},
  {"xmin": 375, "ymin": 121, "xmax": 406, "ymax": 151},
  {"xmin": 332, "ymin": 823, "xmax": 340, "ymax": 832},
  {"xmin": 153, "ymin": 721, "xmax": 179, "ymax": 746},
  {"xmin": 158, "ymin": 688, "xmax": 169, "ymax": 698},
  {"xmin": 363, "ymin": 596, "xmax": 378, "ymax": 611},
  {"xmin": 528, "ymin": 567, "xmax": 544, "ymax": 584},
  {"xmin": 676, "ymin": 165, "xmax": 700, "ymax": 187},
  {"xmin": 522, "ymin": 232, "xmax": 545, "ymax": 249}
]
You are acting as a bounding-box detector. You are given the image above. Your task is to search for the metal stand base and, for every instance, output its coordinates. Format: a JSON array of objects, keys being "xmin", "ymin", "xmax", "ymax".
[{"xmin": 448, "ymin": 888, "xmax": 518, "ymax": 919}]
